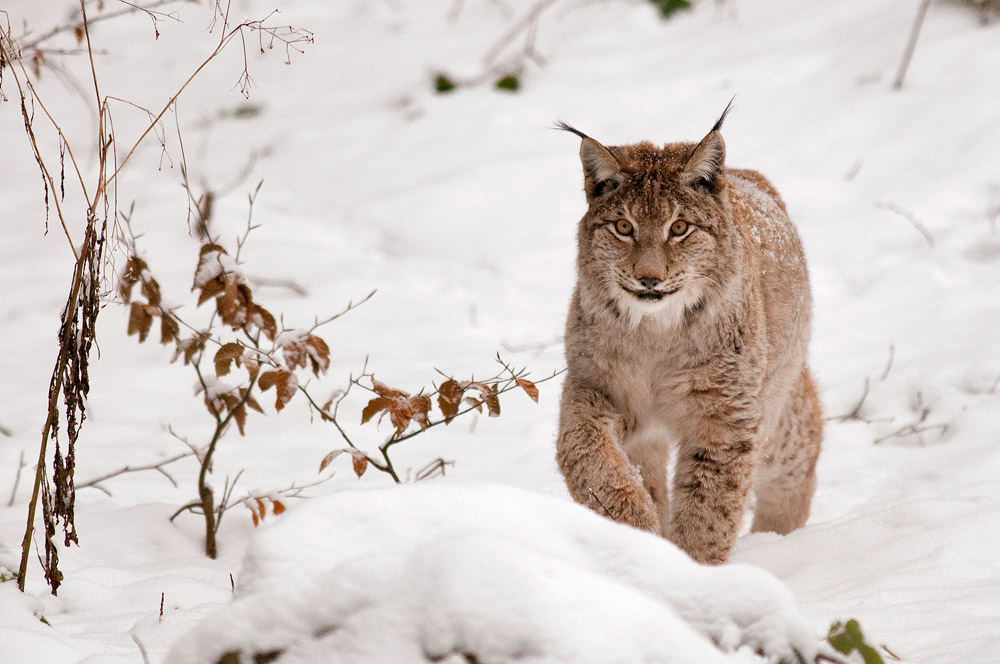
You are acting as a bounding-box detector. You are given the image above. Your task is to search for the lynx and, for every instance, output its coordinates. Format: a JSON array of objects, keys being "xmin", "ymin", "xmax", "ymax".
[{"xmin": 555, "ymin": 105, "xmax": 823, "ymax": 564}]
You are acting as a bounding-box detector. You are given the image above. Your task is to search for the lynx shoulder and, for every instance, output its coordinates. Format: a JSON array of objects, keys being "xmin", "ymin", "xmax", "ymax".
[{"xmin": 554, "ymin": 107, "xmax": 822, "ymax": 564}]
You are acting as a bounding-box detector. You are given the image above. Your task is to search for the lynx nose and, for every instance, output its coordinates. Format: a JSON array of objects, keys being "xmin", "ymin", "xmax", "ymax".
[{"xmin": 637, "ymin": 277, "xmax": 662, "ymax": 290}]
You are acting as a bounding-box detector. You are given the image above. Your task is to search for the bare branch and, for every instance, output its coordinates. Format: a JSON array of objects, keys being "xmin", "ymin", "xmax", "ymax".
[{"xmin": 76, "ymin": 451, "xmax": 194, "ymax": 491}]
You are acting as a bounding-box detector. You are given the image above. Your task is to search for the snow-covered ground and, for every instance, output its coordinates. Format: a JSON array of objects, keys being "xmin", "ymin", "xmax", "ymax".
[{"xmin": 1, "ymin": 0, "xmax": 999, "ymax": 662}]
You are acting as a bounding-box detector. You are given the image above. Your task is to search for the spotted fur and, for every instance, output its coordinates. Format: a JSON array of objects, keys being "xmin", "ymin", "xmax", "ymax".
[{"xmin": 555, "ymin": 110, "xmax": 822, "ymax": 564}]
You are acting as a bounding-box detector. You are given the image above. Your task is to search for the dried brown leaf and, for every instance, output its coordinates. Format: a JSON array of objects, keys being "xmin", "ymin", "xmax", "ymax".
[
  {"xmin": 468, "ymin": 382, "xmax": 500, "ymax": 418},
  {"xmin": 258, "ymin": 369, "xmax": 297, "ymax": 412},
  {"xmin": 319, "ymin": 449, "xmax": 345, "ymax": 473},
  {"xmin": 119, "ymin": 255, "xmax": 146, "ymax": 304},
  {"xmin": 272, "ymin": 500, "xmax": 286, "ymax": 515},
  {"xmin": 160, "ymin": 313, "xmax": 180, "ymax": 346},
  {"xmin": 141, "ymin": 278, "xmax": 161, "ymax": 306},
  {"xmin": 244, "ymin": 392, "xmax": 264, "ymax": 414},
  {"xmin": 251, "ymin": 305, "xmax": 277, "ymax": 341},
  {"xmin": 351, "ymin": 452, "xmax": 368, "ymax": 478},
  {"xmin": 483, "ymin": 385, "xmax": 501, "ymax": 418},
  {"xmin": 361, "ymin": 397, "xmax": 391, "ymax": 425},
  {"xmin": 388, "ymin": 400, "xmax": 414, "ymax": 436},
  {"xmin": 214, "ymin": 342, "xmax": 243, "ymax": 377},
  {"xmin": 282, "ymin": 339, "xmax": 307, "ymax": 372},
  {"xmin": 516, "ymin": 378, "xmax": 539, "ymax": 403},
  {"xmin": 410, "ymin": 394, "xmax": 432, "ymax": 430},
  {"xmin": 437, "ymin": 379, "xmax": 464, "ymax": 423},
  {"xmin": 319, "ymin": 397, "xmax": 335, "ymax": 422},
  {"xmin": 173, "ymin": 334, "xmax": 207, "ymax": 365},
  {"xmin": 197, "ymin": 276, "xmax": 225, "ymax": 306},
  {"xmin": 233, "ymin": 404, "xmax": 247, "ymax": 436},
  {"xmin": 218, "ymin": 280, "xmax": 251, "ymax": 328},
  {"xmin": 371, "ymin": 379, "xmax": 407, "ymax": 400},
  {"xmin": 463, "ymin": 396, "xmax": 483, "ymax": 413},
  {"xmin": 305, "ymin": 335, "xmax": 331, "ymax": 376},
  {"xmin": 199, "ymin": 242, "xmax": 227, "ymax": 258},
  {"xmin": 127, "ymin": 302, "xmax": 153, "ymax": 343}
]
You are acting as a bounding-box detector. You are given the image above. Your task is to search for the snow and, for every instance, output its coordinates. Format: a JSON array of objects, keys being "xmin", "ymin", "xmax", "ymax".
[
  {"xmin": 1, "ymin": 0, "xmax": 999, "ymax": 663},
  {"xmin": 165, "ymin": 483, "xmax": 820, "ymax": 664}
]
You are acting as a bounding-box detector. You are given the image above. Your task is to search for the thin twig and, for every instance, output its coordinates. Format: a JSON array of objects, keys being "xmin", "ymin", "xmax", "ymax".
[
  {"xmin": 893, "ymin": 0, "xmax": 933, "ymax": 90},
  {"xmin": 131, "ymin": 633, "xmax": 152, "ymax": 664},
  {"xmin": 876, "ymin": 201, "xmax": 935, "ymax": 247},
  {"xmin": 7, "ymin": 450, "xmax": 27, "ymax": 508},
  {"xmin": 880, "ymin": 643, "xmax": 903, "ymax": 661},
  {"xmin": 828, "ymin": 376, "xmax": 870, "ymax": 422},
  {"xmin": 307, "ymin": 289, "xmax": 378, "ymax": 333},
  {"xmin": 587, "ymin": 487, "xmax": 614, "ymax": 518},
  {"xmin": 482, "ymin": 0, "xmax": 559, "ymax": 65},
  {"xmin": 22, "ymin": 0, "xmax": 182, "ymax": 52},
  {"xmin": 76, "ymin": 451, "xmax": 194, "ymax": 491},
  {"xmin": 880, "ymin": 343, "xmax": 895, "ymax": 381}
]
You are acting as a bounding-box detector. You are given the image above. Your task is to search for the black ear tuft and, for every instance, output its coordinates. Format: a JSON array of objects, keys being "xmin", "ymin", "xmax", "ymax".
[
  {"xmin": 553, "ymin": 120, "xmax": 589, "ymax": 141},
  {"xmin": 711, "ymin": 96, "xmax": 736, "ymax": 134},
  {"xmin": 556, "ymin": 121, "xmax": 623, "ymax": 201}
]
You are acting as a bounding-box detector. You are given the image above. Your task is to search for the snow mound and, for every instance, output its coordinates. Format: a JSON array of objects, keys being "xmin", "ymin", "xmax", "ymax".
[{"xmin": 165, "ymin": 482, "xmax": 820, "ymax": 664}]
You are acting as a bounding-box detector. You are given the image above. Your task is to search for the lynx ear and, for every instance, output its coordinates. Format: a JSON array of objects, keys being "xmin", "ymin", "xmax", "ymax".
[
  {"xmin": 682, "ymin": 131, "xmax": 726, "ymax": 190},
  {"xmin": 681, "ymin": 99, "xmax": 734, "ymax": 191},
  {"xmin": 579, "ymin": 138, "xmax": 623, "ymax": 198},
  {"xmin": 555, "ymin": 121, "xmax": 622, "ymax": 199}
]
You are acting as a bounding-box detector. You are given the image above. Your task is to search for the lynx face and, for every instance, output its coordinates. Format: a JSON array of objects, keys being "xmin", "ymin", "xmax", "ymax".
[{"xmin": 575, "ymin": 140, "xmax": 738, "ymax": 329}]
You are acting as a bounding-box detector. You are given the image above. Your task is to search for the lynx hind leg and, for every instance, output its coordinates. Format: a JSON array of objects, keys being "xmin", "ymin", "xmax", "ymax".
[
  {"xmin": 556, "ymin": 383, "xmax": 662, "ymax": 535},
  {"xmin": 751, "ymin": 368, "xmax": 823, "ymax": 535}
]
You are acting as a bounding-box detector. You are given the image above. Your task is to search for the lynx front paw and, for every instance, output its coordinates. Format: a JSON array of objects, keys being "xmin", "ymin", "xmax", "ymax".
[
  {"xmin": 586, "ymin": 480, "xmax": 662, "ymax": 536},
  {"xmin": 667, "ymin": 521, "xmax": 732, "ymax": 565}
]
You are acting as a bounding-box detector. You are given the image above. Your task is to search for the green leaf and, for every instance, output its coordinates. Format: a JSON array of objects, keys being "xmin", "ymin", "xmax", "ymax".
[
  {"xmin": 650, "ymin": 0, "xmax": 692, "ymax": 18},
  {"xmin": 495, "ymin": 75, "xmax": 519, "ymax": 91},
  {"xmin": 435, "ymin": 74, "xmax": 456, "ymax": 93},
  {"xmin": 826, "ymin": 619, "xmax": 885, "ymax": 664}
]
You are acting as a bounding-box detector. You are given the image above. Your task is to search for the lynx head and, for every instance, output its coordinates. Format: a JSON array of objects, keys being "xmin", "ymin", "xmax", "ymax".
[{"xmin": 559, "ymin": 103, "xmax": 740, "ymax": 329}]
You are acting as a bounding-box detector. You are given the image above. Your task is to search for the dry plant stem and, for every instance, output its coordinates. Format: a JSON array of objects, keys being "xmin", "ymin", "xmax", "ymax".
[
  {"xmin": 194, "ymin": 359, "xmax": 260, "ymax": 559},
  {"xmin": 481, "ymin": 0, "xmax": 558, "ymax": 65},
  {"xmin": 22, "ymin": 0, "xmax": 182, "ymax": 53},
  {"xmin": 17, "ymin": 225, "xmax": 100, "ymax": 592},
  {"xmin": 893, "ymin": 0, "xmax": 932, "ymax": 90},
  {"xmin": 15, "ymin": 0, "xmax": 113, "ymax": 592}
]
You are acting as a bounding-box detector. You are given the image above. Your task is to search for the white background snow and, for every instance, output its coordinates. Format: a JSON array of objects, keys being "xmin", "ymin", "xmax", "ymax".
[{"xmin": 1, "ymin": 0, "xmax": 999, "ymax": 662}]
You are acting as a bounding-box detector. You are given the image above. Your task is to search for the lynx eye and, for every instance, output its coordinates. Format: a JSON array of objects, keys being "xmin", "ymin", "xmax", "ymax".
[
  {"xmin": 614, "ymin": 219, "xmax": 634, "ymax": 236},
  {"xmin": 669, "ymin": 220, "xmax": 690, "ymax": 238}
]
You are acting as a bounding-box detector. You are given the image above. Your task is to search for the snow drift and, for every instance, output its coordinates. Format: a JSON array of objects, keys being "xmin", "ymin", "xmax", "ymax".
[{"xmin": 165, "ymin": 482, "xmax": 820, "ymax": 664}]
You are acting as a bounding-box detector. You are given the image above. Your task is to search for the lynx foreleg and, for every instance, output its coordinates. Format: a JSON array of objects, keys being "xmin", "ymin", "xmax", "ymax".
[
  {"xmin": 556, "ymin": 382, "xmax": 662, "ymax": 535},
  {"xmin": 669, "ymin": 437, "xmax": 756, "ymax": 564}
]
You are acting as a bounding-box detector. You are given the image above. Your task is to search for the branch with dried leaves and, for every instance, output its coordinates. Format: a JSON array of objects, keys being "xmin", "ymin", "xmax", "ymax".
[
  {"xmin": 4, "ymin": 0, "xmax": 313, "ymax": 594},
  {"xmin": 119, "ymin": 198, "xmax": 344, "ymax": 558},
  {"xmin": 310, "ymin": 357, "xmax": 563, "ymax": 484}
]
